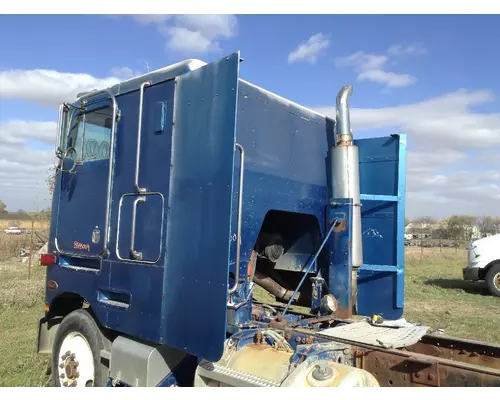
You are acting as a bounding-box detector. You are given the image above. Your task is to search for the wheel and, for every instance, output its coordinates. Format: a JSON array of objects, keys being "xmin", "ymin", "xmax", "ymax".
[
  {"xmin": 486, "ymin": 264, "xmax": 500, "ymax": 297},
  {"xmin": 51, "ymin": 309, "xmax": 110, "ymax": 387}
]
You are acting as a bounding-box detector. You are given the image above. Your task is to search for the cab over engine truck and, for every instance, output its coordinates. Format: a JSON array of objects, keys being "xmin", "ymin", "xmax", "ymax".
[{"xmin": 37, "ymin": 51, "xmax": 500, "ymax": 387}]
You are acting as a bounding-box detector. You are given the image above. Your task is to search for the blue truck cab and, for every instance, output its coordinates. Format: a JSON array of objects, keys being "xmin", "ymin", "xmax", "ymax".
[{"xmin": 37, "ymin": 51, "xmax": 410, "ymax": 387}]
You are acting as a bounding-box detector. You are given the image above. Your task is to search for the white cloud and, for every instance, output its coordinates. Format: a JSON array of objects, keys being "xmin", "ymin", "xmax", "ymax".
[
  {"xmin": 0, "ymin": 120, "xmax": 56, "ymax": 211},
  {"xmin": 335, "ymin": 43, "xmax": 426, "ymax": 88},
  {"xmin": 132, "ymin": 14, "xmax": 238, "ymax": 54},
  {"xmin": 388, "ymin": 43, "xmax": 427, "ymax": 56},
  {"xmin": 0, "ymin": 120, "xmax": 56, "ymax": 147},
  {"xmin": 335, "ymin": 50, "xmax": 417, "ymax": 88},
  {"xmin": 313, "ymin": 88, "xmax": 500, "ymax": 218},
  {"xmin": 288, "ymin": 33, "xmax": 330, "ymax": 64},
  {"xmin": 132, "ymin": 15, "xmax": 172, "ymax": 25},
  {"xmin": 160, "ymin": 26, "xmax": 215, "ymax": 53},
  {"xmin": 357, "ymin": 69, "xmax": 416, "ymax": 87},
  {"xmin": 109, "ymin": 66, "xmax": 137, "ymax": 80},
  {"xmin": 0, "ymin": 69, "xmax": 121, "ymax": 108}
]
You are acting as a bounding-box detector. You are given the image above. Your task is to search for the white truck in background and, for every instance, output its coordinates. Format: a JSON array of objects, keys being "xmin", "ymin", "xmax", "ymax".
[{"xmin": 463, "ymin": 234, "xmax": 500, "ymax": 297}]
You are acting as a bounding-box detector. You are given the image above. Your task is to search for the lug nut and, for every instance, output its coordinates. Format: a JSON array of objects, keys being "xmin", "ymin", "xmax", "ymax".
[
  {"xmin": 59, "ymin": 374, "xmax": 64, "ymax": 379},
  {"xmin": 59, "ymin": 363, "xmax": 64, "ymax": 368},
  {"xmin": 63, "ymin": 382, "xmax": 68, "ymax": 387}
]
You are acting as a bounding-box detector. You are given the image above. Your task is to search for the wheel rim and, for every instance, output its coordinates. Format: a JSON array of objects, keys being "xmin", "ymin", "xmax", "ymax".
[
  {"xmin": 494, "ymin": 273, "xmax": 500, "ymax": 291},
  {"xmin": 57, "ymin": 331, "xmax": 95, "ymax": 387}
]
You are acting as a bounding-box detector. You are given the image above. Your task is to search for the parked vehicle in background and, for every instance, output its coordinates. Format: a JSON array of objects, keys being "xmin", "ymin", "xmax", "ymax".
[
  {"xmin": 463, "ymin": 233, "xmax": 500, "ymax": 297},
  {"xmin": 4, "ymin": 226, "xmax": 22, "ymax": 235}
]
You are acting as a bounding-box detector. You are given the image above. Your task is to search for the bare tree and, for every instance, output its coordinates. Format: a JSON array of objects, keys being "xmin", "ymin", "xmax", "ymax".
[
  {"xmin": 477, "ymin": 216, "xmax": 497, "ymax": 237},
  {"xmin": 447, "ymin": 215, "xmax": 477, "ymax": 241},
  {"xmin": 46, "ymin": 166, "xmax": 56, "ymax": 196}
]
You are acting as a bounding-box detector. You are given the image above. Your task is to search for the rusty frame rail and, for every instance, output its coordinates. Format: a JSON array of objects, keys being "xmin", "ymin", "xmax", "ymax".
[
  {"xmin": 356, "ymin": 347, "xmax": 500, "ymax": 387},
  {"xmin": 288, "ymin": 324, "xmax": 500, "ymax": 387}
]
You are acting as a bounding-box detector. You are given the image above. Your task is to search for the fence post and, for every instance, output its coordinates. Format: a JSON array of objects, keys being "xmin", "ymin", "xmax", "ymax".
[{"xmin": 28, "ymin": 220, "xmax": 33, "ymax": 280}]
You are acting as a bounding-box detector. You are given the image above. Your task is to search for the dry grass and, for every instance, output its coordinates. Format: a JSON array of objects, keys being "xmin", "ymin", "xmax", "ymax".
[
  {"xmin": 0, "ymin": 247, "xmax": 499, "ymax": 386},
  {"xmin": 0, "ymin": 262, "xmax": 45, "ymax": 309},
  {"xmin": 0, "ymin": 260, "xmax": 50, "ymax": 387},
  {"xmin": 0, "ymin": 233, "xmax": 33, "ymax": 262},
  {"xmin": 0, "ymin": 221, "xmax": 50, "ymax": 230}
]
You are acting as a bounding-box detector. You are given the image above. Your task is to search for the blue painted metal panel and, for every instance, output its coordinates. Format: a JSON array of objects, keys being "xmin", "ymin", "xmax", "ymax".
[
  {"xmin": 362, "ymin": 264, "xmax": 398, "ymax": 272},
  {"xmin": 45, "ymin": 263, "xmax": 111, "ymax": 329},
  {"xmin": 360, "ymin": 200, "xmax": 397, "ymax": 266},
  {"xmin": 160, "ymin": 52, "xmax": 241, "ymax": 361},
  {"xmin": 102, "ymin": 78, "xmax": 177, "ymax": 340},
  {"xmin": 116, "ymin": 193, "xmax": 165, "ymax": 262},
  {"xmin": 395, "ymin": 135, "xmax": 407, "ymax": 309},
  {"xmin": 356, "ymin": 134, "xmax": 406, "ymax": 319},
  {"xmin": 108, "ymin": 80, "xmax": 175, "ymax": 265},
  {"xmin": 106, "ymin": 261, "xmax": 164, "ymax": 341},
  {"xmin": 357, "ymin": 136, "xmax": 399, "ymax": 196},
  {"xmin": 227, "ymin": 81, "xmax": 332, "ymax": 290},
  {"xmin": 360, "ymin": 194, "xmax": 398, "ymax": 202}
]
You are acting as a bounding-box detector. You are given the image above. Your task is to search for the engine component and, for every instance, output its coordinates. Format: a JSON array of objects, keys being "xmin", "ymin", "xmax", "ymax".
[
  {"xmin": 252, "ymin": 270, "xmax": 304, "ymax": 304},
  {"xmin": 319, "ymin": 294, "xmax": 338, "ymax": 315}
]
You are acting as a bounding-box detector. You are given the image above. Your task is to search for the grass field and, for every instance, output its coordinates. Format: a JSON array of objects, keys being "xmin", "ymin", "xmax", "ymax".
[
  {"xmin": 0, "ymin": 247, "xmax": 499, "ymax": 386},
  {"xmin": 0, "ymin": 221, "xmax": 50, "ymax": 230}
]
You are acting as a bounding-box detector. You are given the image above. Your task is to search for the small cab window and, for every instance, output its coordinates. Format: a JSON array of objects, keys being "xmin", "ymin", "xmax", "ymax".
[{"xmin": 67, "ymin": 106, "xmax": 113, "ymax": 163}]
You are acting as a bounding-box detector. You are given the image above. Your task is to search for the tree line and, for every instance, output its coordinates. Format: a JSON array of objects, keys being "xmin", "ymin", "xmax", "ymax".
[{"xmin": 405, "ymin": 215, "xmax": 500, "ymax": 241}]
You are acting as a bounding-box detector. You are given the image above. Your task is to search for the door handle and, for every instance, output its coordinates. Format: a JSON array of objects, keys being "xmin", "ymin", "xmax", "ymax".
[{"xmin": 130, "ymin": 196, "xmax": 146, "ymax": 260}]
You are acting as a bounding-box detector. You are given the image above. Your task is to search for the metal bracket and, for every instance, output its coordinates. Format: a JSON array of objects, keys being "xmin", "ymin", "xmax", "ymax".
[
  {"xmin": 135, "ymin": 81, "xmax": 151, "ymax": 194},
  {"xmin": 228, "ymin": 143, "xmax": 244, "ymax": 297}
]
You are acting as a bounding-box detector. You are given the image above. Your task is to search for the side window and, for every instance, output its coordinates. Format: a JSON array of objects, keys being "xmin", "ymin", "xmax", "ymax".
[
  {"xmin": 82, "ymin": 107, "xmax": 112, "ymax": 162},
  {"xmin": 66, "ymin": 106, "xmax": 112, "ymax": 163}
]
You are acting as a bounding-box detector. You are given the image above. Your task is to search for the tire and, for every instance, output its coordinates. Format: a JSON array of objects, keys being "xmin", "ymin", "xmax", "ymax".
[
  {"xmin": 486, "ymin": 264, "xmax": 500, "ymax": 297},
  {"xmin": 51, "ymin": 309, "xmax": 110, "ymax": 387}
]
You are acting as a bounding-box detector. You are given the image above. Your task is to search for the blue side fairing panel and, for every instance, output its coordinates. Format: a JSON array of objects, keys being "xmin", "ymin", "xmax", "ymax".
[
  {"xmin": 227, "ymin": 81, "xmax": 332, "ymax": 289},
  {"xmin": 160, "ymin": 52, "xmax": 241, "ymax": 361},
  {"xmin": 356, "ymin": 134, "xmax": 407, "ymax": 319}
]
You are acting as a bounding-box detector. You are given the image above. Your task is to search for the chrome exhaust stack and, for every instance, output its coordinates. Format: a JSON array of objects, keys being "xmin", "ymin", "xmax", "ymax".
[{"xmin": 330, "ymin": 85, "xmax": 363, "ymax": 269}]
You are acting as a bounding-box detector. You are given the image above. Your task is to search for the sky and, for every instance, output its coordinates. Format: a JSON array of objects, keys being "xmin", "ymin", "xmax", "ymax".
[{"xmin": 1, "ymin": 14, "xmax": 500, "ymax": 219}]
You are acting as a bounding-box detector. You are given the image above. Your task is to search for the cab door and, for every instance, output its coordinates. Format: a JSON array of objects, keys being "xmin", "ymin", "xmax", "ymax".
[{"xmin": 55, "ymin": 97, "xmax": 117, "ymax": 259}]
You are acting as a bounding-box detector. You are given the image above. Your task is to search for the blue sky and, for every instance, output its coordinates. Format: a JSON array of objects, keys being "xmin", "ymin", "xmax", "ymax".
[{"xmin": 1, "ymin": 14, "xmax": 500, "ymax": 218}]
